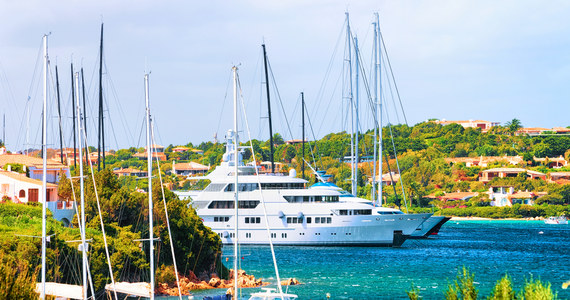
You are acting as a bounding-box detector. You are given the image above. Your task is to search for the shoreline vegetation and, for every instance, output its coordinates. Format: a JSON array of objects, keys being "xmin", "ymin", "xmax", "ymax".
[{"xmin": 407, "ymin": 267, "xmax": 561, "ymax": 300}]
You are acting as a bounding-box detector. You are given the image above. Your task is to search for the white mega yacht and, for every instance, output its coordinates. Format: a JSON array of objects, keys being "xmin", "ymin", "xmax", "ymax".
[{"xmin": 180, "ymin": 132, "xmax": 432, "ymax": 247}]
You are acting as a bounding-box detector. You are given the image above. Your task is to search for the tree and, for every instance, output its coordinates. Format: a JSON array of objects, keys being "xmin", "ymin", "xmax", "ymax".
[{"xmin": 505, "ymin": 118, "xmax": 523, "ymax": 135}]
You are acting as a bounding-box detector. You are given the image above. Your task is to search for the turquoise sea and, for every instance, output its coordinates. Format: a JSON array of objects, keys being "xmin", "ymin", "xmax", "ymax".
[{"xmin": 177, "ymin": 220, "xmax": 570, "ymax": 299}]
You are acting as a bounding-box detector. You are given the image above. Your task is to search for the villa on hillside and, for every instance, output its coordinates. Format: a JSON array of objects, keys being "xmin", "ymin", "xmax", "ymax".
[
  {"xmin": 113, "ymin": 167, "xmax": 148, "ymax": 177},
  {"xmin": 488, "ymin": 186, "xmax": 547, "ymax": 207},
  {"xmin": 0, "ymin": 170, "xmax": 75, "ymax": 225},
  {"xmin": 445, "ymin": 155, "xmax": 524, "ymax": 167},
  {"xmin": 432, "ymin": 119, "xmax": 500, "ymax": 132},
  {"xmin": 369, "ymin": 172, "xmax": 401, "ymax": 186},
  {"xmin": 133, "ymin": 144, "xmax": 167, "ymax": 161},
  {"xmin": 479, "ymin": 168, "xmax": 546, "ymax": 183},
  {"xmin": 533, "ymin": 155, "xmax": 568, "ymax": 168},
  {"xmin": 425, "ymin": 191, "xmax": 479, "ymax": 202},
  {"xmin": 516, "ymin": 127, "xmax": 570, "ymax": 136},
  {"xmin": 0, "ymin": 153, "xmax": 70, "ymax": 184},
  {"xmin": 172, "ymin": 161, "xmax": 209, "ymax": 176}
]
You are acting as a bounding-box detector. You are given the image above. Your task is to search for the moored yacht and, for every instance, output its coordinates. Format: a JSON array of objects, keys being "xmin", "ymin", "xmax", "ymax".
[{"xmin": 179, "ymin": 132, "xmax": 431, "ymax": 247}]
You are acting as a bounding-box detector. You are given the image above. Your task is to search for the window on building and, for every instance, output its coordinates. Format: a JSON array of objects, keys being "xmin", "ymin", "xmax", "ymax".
[{"xmin": 19, "ymin": 190, "xmax": 25, "ymax": 198}]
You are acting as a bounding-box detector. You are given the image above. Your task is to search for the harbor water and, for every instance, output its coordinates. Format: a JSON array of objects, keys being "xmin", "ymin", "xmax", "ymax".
[{"xmin": 176, "ymin": 220, "xmax": 570, "ymax": 299}]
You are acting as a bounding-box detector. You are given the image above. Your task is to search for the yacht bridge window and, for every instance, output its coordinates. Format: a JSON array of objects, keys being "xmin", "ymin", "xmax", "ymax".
[
  {"xmin": 213, "ymin": 216, "xmax": 230, "ymax": 222},
  {"xmin": 286, "ymin": 217, "xmax": 303, "ymax": 224},
  {"xmin": 377, "ymin": 211, "xmax": 404, "ymax": 215},
  {"xmin": 224, "ymin": 183, "xmax": 260, "ymax": 192},
  {"xmin": 205, "ymin": 183, "xmax": 227, "ymax": 192},
  {"xmin": 261, "ymin": 182, "xmax": 304, "ymax": 190},
  {"xmin": 208, "ymin": 200, "xmax": 260, "ymax": 209},
  {"xmin": 337, "ymin": 209, "xmax": 372, "ymax": 215},
  {"xmin": 245, "ymin": 217, "xmax": 261, "ymax": 224},
  {"xmin": 283, "ymin": 195, "xmax": 339, "ymax": 203}
]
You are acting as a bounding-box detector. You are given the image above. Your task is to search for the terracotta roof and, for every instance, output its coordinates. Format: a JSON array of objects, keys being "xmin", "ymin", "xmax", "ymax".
[
  {"xmin": 173, "ymin": 162, "xmax": 209, "ymax": 171},
  {"xmin": 0, "ymin": 170, "xmax": 57, "ymax": 187},
  {"xmin": 533, "ymin": 155, "xmax": 567, "ymax": 162},
  {"xmin": 508, "ymin": 191, "xmax": 547, "ymax": 199},
  {"xmin": 550, "ymin": 172, "xmax": 570, "ymax": 176},
  {"xmin": 0, "ymin": 153, "xmax": 67, "ymax": 169},
  {"xmin": 553, "ymin": 127, "xmax": 570, "ymax": 133},
  {"xmin": 113, "ymin": 168, "xmax": 147, "ymax": 174}
]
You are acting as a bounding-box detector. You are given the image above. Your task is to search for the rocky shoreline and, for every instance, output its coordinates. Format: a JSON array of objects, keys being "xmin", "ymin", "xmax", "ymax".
[{"xmin": 157, "ymin": 269, "xmax": 300, "ymax": 296}]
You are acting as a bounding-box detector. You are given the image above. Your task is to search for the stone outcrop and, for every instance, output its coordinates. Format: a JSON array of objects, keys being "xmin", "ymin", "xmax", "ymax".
[
  {"xmin": 156, "ymin": 269, "xmax": 268, "ymax": 296},
  {"xmin": 281, "ymin": 278, "xmax": 301, "ymax": 286}
]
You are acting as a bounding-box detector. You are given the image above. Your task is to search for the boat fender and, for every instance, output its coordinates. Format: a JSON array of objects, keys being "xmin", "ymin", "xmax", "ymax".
[
  {"xmin": 297, "ymin": 212, "xmax": 304, "ymax": 219},
  {"xmin": 278, "ymin": 211, "xmax": 285, "ymax": 219}
]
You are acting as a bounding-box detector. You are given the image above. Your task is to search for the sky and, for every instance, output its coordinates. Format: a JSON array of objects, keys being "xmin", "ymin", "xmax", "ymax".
[{"xmin": 1, "ymin": 0, "xmax": 570, "ymax": 152}]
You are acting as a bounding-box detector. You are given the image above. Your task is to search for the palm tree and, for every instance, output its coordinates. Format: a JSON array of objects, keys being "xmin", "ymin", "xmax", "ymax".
[{"xmin": 505, "ymin": 118, "xmax": 523, "ymax": 135}]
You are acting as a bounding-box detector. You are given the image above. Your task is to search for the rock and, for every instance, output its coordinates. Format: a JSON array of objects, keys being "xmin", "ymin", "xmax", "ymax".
[
  {"xmin": 281, "ymin": 278, "xmax": 301, "ymax": 286},
  {"xmin": 209, "ymin": 277, "xmax": 222, "ymax": 288}
]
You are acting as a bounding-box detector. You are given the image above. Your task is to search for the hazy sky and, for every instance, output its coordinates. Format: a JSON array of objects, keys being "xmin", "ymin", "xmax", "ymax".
[{"xmin": 1, "ymin": 1, "xmax": 570, "ymax": 151}]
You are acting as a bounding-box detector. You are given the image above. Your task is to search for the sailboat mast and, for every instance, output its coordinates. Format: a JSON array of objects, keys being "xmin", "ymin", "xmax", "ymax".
[
  {"xmin": 81, "ymin": 68, "xmax": 87, "ymax": 159},
  {"xmin": 301, "ymin": 92, "xmax": 305, "ymax": 180},
  {"xmin": 75, "ymin": 71, "xmax": 88, "ymax": 300},
  {"xmin": 40, "ymin": 33, "xmax": 48, "ymax": 300},
  {"xmin": 232, "ymin": 66, "xmax": 239, "ymax": 298},
  {"xmin": 354, "ymin": 36, "xmax": 360, "ymax": 196},
  {"xmin": 55, "ymin": 66, "xmax": 64, "ymax": 165},
  {"xmin": 372, "ymin": 18, "xmax": 378, "ymax": 206},
  {"xmin": 3, "ymin": 113, "xmax": 5, "ymax": 147},
  {"xmin": 71, "ymin": 63, "xmax": 76, "ymax": 168},
  {"xmin": 262, "ymin": 44, "xmax": 275, "ymax": 174},
  {"xmin": 345, "ymin": 12, "xmax": 356, "ymax": 196},
  {"xmin": 144, "ymin": 74, "xmax": 155, "ymax": 300},
  {"xmin": 376, "ymin": 16, "xmax": 383, "ymax": 206},
  {"xmin": 98, "ymin": 23, "xmax": 104, "ymax": 171}
]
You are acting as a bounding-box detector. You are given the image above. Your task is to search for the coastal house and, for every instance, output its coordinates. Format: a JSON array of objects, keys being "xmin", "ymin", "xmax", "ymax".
[
  {"xmin": 432, "ymin": 119, "xmax": 500, "ymax": 133},
  {"xmin": 516, "ymin": 127, "xmax": 570, "ymax": 136},
  {"xmin": 548, "ymin": 171, "xmax": 570, "ymax": 183},
  {"xmin": 285, "ymin": 139, "xmax": 308, "ymax": 145},
  {"xmin": 172, "ymin": 161, "xmax": 209, "ymax": 176},
  {"xmin": 133, "ymin": 144, "xmax": 167, "ymax": 161},
  {"xmin": 479, "ymin": 168, "xmax": 546, "ymax": 183},
  {"xmin": 0, "ymin": 153, "xmax": 70, "ymax": 184},
  {"xmin": 533, "ymin": 156, "xmax": 568, "ymax": 168},
  {"xmin": 426, "ymin": 191, "xmax": 479, "ymax": 202},
  {"xmin": 445, "ymin": 155, "xmax": 524, "ymax": 168},
  {"xmin": 172, "ymin": 146, "xmax": 189, "ymax": 153},
  {"xmin": 113, "ymin": 167, "xmax": 148, "ymax": 177},
  {"xmin": 488, "ymin": 186, "xmax": 546, "ymax": 206},
  {"xmin": 0, "ymin": 170, "xmax": 75, "ymax": 225},
  {"xmin": 369, "ymin": 172, "xmax": 401, "ymax": 186}
]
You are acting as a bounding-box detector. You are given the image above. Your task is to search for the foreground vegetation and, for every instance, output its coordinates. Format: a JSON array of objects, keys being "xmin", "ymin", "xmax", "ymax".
[
  {"xmin": 0, "ymin": 169, "xmax": 226, "ymax": 298},
  {"xmin": 407, "ymin": 267, "xmax": 560, "ymax": 300}
]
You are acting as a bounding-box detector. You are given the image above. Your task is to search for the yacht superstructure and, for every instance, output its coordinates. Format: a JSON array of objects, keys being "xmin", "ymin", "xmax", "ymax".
[{"xmin": 182, "ymin": 134, "xmax": 431, "ymax": 247}]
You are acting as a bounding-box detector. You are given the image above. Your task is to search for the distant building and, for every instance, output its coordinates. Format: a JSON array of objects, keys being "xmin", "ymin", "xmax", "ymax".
[
  {"xmin": 0, "ymin": 153, "xmax": 70, "ymax": 184},
  {"xmin": 488, "ymin": 186, "xmax": 546, "ymax": 206},
  {"xmin": 172, "ymin": 161, "xmax": 209, "ymax": 176},
  {"xmin": 433, "ymin": 119, "xmax": 499, "ymax": 133},
  {"xmin": 369, "ymin": 172, "xmax": 401, "ymax": 186},
  {"xmin": 113, "ymin": 167, "xmax": 148, "ymax": 177},
  {"xmin": 133, "ymin": 144, "xmax": 167, "ymax": 161},
  {"xmin": 516, "ymin": 127, "xmax": 570, "ymax": 136},
  {"xmin": 533, "ymin": 156, "xmax": 568, "ymax": 168},
  {"xmin": 172, "ymin": 146, "xmax": 189, "ymax": 153},
  {"xmin": 445, "ymin": 155, "xmax": 524, "ymax": 168},
  {"xmin": 285, "ymin": 139, "xmax": 308, "ymax": 145},
  {"xmin": 0, "ymin": 170, "xmax": 75, "ymax": 225},
  {"xmin": 479, "ymin": 168, "xmax": 546, "ymax": 183}
]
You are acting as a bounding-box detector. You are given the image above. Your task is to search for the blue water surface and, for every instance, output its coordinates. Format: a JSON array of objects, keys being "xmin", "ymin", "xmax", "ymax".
[{"xmin": 170, "ymin": 220, "xmax": 570, "ymax": 299}]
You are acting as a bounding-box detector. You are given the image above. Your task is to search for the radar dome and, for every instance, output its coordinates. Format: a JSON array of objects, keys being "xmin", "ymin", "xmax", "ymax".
[{"xmin": 289, "ymin": 169, "xmax": 297, "ymax": 177}]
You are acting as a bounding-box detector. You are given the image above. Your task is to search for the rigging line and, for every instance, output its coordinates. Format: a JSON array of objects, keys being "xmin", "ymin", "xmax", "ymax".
[
  {"xmin": 303, "ymin": 102, "xmax": 319, "ymax": 169},
  {"xmin": 266, "ymin": 59, "xmax": 294, "ymax": 142},
  {"xmin": 379, "ymin": 24, "xmax": 408, "ymax": 125},
  {"xmin": 136, "ymin": 115, "xmax": 146, "ymax": 149},
  {"xmin": 383, "ymin": 100, "xmax": 409, "ymax": 212},
  {"xmin": 150, "ymin": 123, "xmax": 182, "ymax": 300},
  {"xmin": 237, "ymin": 70, "xmax": 285, "ymax": 296},
  {"xmin": 216, "ymin": 70, "xmax": 233, "ymax": 143},
  {"xmin": 381, "ymin": 50, "xmax": 401, "ymax": 125},
  {"xmin": 315, "ymin": 73, "xmax": 342, "ymax": 137},
  {"xmin": 312, "ymin": 18, "xmax": 346, "ymax": 137},
  {"xmin": 105, "ymin": 67, "xmax": 137, "ymax": 147},
  {"xmin": 79, "ymin": 125, "xmax": 118, "ymax": 300}
]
